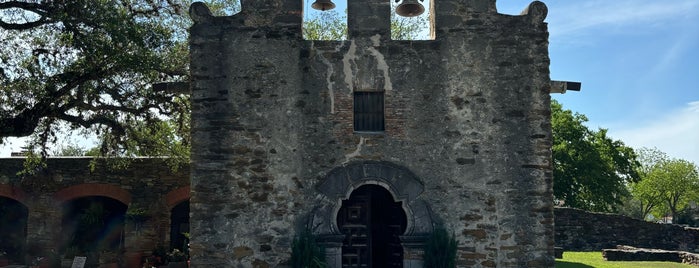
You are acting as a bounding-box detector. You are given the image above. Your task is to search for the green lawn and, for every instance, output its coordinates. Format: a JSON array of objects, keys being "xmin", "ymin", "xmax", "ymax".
[{"xmin": 556, "ymin": 252, "xmax": 695, "ymax": 268}]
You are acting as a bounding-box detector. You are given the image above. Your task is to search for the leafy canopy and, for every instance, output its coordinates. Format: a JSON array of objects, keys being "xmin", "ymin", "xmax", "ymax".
[
  {"xmin": 0, "ymin": 0, "xmax": 237, "ymax": 167},
  {"xmin": 629, "ymin": 148, "xmax": 699, "ymax": 221},
  {"xmin": 551, "ymin": 100, "xmax": 640, "ymax": 212}
]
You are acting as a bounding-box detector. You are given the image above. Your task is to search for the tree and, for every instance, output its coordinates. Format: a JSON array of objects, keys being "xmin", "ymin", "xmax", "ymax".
[
  {"xmin": 624, "ymin": 148, "xmax": 669, "ymax": 220},
  {"xmin": 0, "ymin": 0, "xmax": 237, "ymax": 166},
  {"xmin": 551, "ymin": 100, "xmax": 640, "ymax": 212},
  {"xmin": 631, "ymin": 148, "xmax": 699, "ymax": 221}
]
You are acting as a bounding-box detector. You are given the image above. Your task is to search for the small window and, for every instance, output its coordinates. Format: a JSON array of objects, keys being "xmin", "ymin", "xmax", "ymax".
[{"xmin": 354, "ymin": 92, "xmax": 385, "ymax": 132}]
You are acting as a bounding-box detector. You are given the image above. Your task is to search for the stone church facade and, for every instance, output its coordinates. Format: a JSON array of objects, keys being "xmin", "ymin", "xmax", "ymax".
[{"xmin": 189, "ymin": 0, "xmax": 556, "ymax": 267}]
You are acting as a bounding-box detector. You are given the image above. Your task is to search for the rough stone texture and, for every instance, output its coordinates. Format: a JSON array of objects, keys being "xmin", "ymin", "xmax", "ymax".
[
  {"xmin": 603, "ymin": 246, "xmax": 699, "ymax": 266},
  {"xmin": 555, "ymin": 208, "xmax": 699, "ymax": 252},
  {"xmin": 0, "ymin": 157, "xmax": 189, "ymax": 260},
  {"xmin": 189, "ymin": 0, "xmax": 554, "ymax": 267}
]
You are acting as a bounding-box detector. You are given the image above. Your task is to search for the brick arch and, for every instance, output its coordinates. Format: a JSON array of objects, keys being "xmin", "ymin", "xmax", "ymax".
[
  {"xmin": 0, "ymin": 185, "xmax": 29, "ymax": 206},
  {"xmin": 165, "ymin": 186, "xmax": 190, "ymax": 209},
  {"xmin": 54, "ymin": 183, "xmax": 132, "ymax": 205}
]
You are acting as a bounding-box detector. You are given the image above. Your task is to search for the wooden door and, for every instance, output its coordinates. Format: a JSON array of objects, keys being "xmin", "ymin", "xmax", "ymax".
[{"xmin": 337, "ymin": 185, "xmax": 406, "ymax": 268}]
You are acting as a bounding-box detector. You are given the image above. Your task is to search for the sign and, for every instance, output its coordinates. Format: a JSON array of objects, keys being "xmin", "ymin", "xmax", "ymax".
[{"xmin": 71, "ymin": 256, "xmax": 87, "ymax": 268}]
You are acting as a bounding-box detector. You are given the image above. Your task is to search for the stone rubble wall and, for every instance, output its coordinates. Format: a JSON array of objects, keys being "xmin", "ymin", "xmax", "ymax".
[
  {"xmin": 603, "ymin": 246, "xmax": 699, "ymax": 266},
  {"xmin": 555, "ymin": 207, "xmax": 699, "ymax": 252}
]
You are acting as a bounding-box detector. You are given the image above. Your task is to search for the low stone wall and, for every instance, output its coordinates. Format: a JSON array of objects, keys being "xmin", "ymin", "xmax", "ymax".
[
  {"xmin": 555, "ymin": 207, "xmax": 699, "ymax": 252},
  {"xmin": 603, "ymin": 246, "xmax": 699, "ymax": 266}
]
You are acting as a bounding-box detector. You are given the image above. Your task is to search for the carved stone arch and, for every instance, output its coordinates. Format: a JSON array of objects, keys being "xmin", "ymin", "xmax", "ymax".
[{"xmin": 311, "ymin": 161, "xmax": 435, "ymax": 267}]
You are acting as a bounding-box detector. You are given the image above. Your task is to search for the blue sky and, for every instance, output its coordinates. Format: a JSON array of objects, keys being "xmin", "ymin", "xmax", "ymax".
[
  {"xmin": 2, "ymin": 0, "xmax": 698, "ymax": 165},
  {"xmin": 501, "ymin": 0, "xmax": 699, "ymax": 165}
]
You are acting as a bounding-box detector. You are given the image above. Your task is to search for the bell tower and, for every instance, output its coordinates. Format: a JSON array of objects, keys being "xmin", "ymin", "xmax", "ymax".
[{"xmin": 189, "ymin": 0, "xmax": 556, "ymax": 267}]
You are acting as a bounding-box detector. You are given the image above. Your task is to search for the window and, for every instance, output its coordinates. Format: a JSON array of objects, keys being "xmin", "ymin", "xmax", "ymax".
[{"xmin": 354, "ymin": 92, "xmax": 385, "ymax": 132}]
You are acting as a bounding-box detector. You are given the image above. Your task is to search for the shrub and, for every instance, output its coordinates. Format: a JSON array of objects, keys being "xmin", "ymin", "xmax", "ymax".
[
  {"xmin": 424, "ymin": 228, "xmax": 457, "ymax": 268},
  {"xmin": 291, "ymin": 229, "xmax": 326, "ymax": 268}
]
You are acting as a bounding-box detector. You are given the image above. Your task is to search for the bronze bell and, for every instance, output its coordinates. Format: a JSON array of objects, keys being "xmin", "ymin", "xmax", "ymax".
[
  {"xmin": 395, "ymin": 0, "xmax": 425, "ymax": 17},
  {"xmin": 311, "ymin": 0, "xmax": 336, "ymax": 11}
]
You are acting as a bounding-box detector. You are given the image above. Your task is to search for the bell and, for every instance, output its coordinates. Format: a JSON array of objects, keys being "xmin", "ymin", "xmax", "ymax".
[
  {"xmin": 311, "ymin": 0, "xmax": 336, "ymax": 11},
  {"xmin": 395, "ymin": 0, "xmax": 425, "ymax": 17}
]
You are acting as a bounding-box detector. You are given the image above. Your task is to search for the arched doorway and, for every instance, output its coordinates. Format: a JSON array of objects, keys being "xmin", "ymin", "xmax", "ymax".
[
  {"xmin": 170, "ymin": 200, "xmax": 190, "ymax": 252},
  {"xmin": 337, "ymin": 185, "xmax": 407, "ymax": 268},
  {"xmin": 0, "ymin": 197, "xmax": 28, "ymax": 264},
  {"xmin": 60, "ymin": 196, "xmax": 127, "ymax": 255}
]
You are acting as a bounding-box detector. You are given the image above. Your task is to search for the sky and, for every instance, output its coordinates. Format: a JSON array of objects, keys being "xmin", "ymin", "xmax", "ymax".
[{"xmin": 2, "ymin": 0, "xmax": 698, "ymax": 165}]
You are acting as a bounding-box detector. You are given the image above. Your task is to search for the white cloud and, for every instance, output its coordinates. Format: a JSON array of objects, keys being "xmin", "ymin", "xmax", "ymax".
[
  {"xmin": 548, "ymin": 0, "xmax": 699, "ymax": 37},
  {"xmin": 609, "ymin": 101, "xmax": 699, "ymax": 165}
]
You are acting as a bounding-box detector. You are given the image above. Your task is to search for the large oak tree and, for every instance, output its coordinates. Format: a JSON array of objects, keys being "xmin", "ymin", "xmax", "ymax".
[{"xmin": 1, "ymin": 0, "xmax": 236, "ymax": 165}]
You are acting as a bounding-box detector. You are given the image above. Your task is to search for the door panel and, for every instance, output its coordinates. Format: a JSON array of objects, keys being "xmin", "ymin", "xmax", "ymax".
[{"xmin": 337, "ymin": 185, "xmax": 406, "ymax": 268}]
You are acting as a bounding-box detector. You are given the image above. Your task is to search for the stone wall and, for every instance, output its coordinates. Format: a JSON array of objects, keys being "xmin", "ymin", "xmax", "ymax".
[
  {"xmin": 189, "ymin": 0, "xmax": 555, "ymax": 267},
  {"xmin": 0, "ymin": 157, "xmax": 190, "ymax": 265},
  {"xmin": 555, "ymin": 207, "xmax": 699, "ymax": 252}
]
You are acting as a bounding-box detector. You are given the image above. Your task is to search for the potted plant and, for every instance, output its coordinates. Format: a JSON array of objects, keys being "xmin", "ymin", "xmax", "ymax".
[{"xmin": 166, "ymin": 249, "xmax": 188, "ymax": 268}]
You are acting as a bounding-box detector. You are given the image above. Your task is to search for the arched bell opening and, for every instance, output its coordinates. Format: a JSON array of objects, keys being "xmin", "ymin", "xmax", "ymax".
[
  {"xmin": 169, "ymin": 200, "xmax": 190, "ymax": 253},
  {"xmin": 0, "ymin": 197, "xmax": 28, "ymax": 264},
  {"xmin": 303, "ymin": 0, "xmax": 348, "ymax": 40},
  {"xmin": 336, "ymin": 184, "xmax": 407, "ymax": 268},
  {"xmin": 391, "ymin": 0, "xmax": 434, "ymax": 40}
]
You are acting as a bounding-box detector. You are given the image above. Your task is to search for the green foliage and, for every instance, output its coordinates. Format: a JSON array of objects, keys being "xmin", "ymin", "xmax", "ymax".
[
  {"xmin": 629, "ymin": 148, "xmax": 699, "ymax": 221},
  {"xmin": 303, "ymin": 10, "xmax": 348, "ymax": 40},
  {"xmin": 423, "ymin": 228, "xmax": 457, "ymax": 268},
  {"xmin": 291, "ymin": 229, "xmax": 326, "ymax": 268},
  {"xmin": 1, "ymin": 0, "xmax": 238, "ymax": 171},
  {"xmin": 551, "ymin": 100, "xmax": 640, "ymax": 212}
]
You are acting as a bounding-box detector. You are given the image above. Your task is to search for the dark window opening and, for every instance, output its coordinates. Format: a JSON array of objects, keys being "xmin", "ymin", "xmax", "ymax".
[{"xmin": 354, "ymin": 92, "xmax": 385, "ymax": 132}]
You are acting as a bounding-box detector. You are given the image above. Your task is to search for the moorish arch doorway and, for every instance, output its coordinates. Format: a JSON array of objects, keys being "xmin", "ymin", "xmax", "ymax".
[
  {"xmin": 311, "ymin": 161, "xmax": 436, "ymax": 268},
  {"xmin": 337, "ymin": 185, "xmax": 407, "ymax": 267}
]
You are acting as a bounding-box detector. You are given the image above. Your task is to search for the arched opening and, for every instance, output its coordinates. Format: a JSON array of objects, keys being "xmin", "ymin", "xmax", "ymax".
[
  {"xmin": 336, "ymin": 184, "xmax": 407, "ymax": 268},
  {"xmin": 303, "ymin": 0, "xmax": 348, "ymax": 40},
  {"xmin": 60, "ymin": 196, "xmax": 127, "ymax": 258},
  {"xmin": 169, "ymin": 200, "xmax": 190, "ymax": 253},
  {"xmin": 391, "ymin": 0, "xmax": 433, "ymax": 40},
  {"xmin": 0, "ymin": 197, "xmax": 28, "ymax": 264}
]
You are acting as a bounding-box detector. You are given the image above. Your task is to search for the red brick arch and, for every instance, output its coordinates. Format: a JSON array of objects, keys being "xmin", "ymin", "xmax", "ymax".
[
  {"xmin": 165, "ymin": 186, "xmax": 190, "ymax": 209},
  {"xmin": 0, "ymin": 185, "xmax": 29, "ymax": 206},
  {"xmin": 54, "ymin": 183, "xmax": 132, "ymax": 205}
]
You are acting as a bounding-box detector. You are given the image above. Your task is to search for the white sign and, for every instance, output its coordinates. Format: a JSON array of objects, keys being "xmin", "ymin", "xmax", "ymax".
[{"xmin": 71, "ymin": 256, "xmax": 87, "ymax": 268}]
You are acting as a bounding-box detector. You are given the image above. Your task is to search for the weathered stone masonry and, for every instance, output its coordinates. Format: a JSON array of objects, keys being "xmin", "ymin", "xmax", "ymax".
[{"xmin": 189, "ymin": 0, "xmax": 554, "ymax": 267}]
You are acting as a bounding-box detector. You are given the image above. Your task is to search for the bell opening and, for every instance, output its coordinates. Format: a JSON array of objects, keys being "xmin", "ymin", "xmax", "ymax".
[
  {"xmin": 303, "ymin": 0, "xmax": 348, "ymax": 40},
  {"xmin": 391, "ymin": 0, "xmax": 433, "ymax": 40}
]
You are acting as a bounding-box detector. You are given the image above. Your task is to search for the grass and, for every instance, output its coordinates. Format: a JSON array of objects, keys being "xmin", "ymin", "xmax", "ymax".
[{"xmin": 556, "ymin": 252, "xmax": 695, "ymax": 268}]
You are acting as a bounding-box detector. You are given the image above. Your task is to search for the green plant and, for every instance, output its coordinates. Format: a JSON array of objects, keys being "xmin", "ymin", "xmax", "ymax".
[
  {"xmin": 167, "ymin": 249, "xmax": 187, "ymax": 262},
  {"xmin": 424, "ymin": 228, "xmax": 457, "ymax": 268},
  {"xmin": 291, "ymin": 229, "xmax": 326, "ymax": 268}
]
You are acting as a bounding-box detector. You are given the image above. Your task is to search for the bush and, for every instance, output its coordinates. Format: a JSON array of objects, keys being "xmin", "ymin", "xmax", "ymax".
[
  {"xmin": 424, "ymin": 228, "xmax": 457, "ymax": 268},
  {"xmin": 291, "ymin": 229, "xmax": 326, "ymax": 268}
]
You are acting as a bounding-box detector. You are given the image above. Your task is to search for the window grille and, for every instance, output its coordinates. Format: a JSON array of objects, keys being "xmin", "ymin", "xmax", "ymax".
[{"xmin": 354, "ymin": 92, "xmax": 385, "ymax": 132}]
